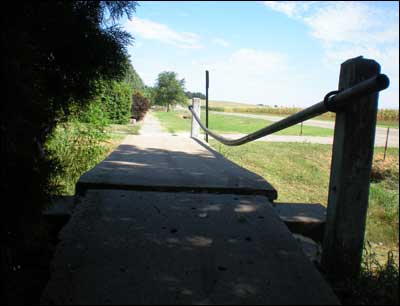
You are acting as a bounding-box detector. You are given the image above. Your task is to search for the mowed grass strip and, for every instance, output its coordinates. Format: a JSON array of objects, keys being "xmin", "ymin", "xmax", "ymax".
[
  {"xmin": 153, "ymin": 110, "xmax": 333, "ymax": 136},
  {"xmin": 210, "ymin": 140, "xmax": 399, "ymax": 249}
]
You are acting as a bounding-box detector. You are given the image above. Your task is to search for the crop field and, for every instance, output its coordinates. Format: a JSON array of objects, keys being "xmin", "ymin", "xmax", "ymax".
[{"xmin": 194, "ymin": 99, "xmax": 399, "ymax": 128}]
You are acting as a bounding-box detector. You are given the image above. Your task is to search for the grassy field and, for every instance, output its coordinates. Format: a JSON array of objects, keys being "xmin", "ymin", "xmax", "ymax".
[
  {"xmin": 196, "ymin": 99, "xmax": 399, "ymax": 128},
  {"xmin": 210, "ymin": 140, "xmax": 399, "ymax": 249},
  {"xmin": 153, "ymin": 110, "xmax": 334, "ymax": 136}
]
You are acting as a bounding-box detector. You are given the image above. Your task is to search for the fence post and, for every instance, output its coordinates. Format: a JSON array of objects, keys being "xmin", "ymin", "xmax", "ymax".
[
  {"xmin": 384, "ymin": 127, "xmax": 390, "ymax": 161},
  {"xmin": 322, "ymin": 56, "xmax": 381, "ymax": 281},
  {"xmin": 191, "ymin": 98, "xmax": 201, "ymax": 138}
]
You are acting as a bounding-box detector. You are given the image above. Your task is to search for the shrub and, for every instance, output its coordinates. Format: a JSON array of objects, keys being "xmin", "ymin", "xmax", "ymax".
[
  {"xmin": 46, "ymin": 118, "xmax": 108, "ymax": 195},
  {"xmin": 92, "ymin": 80, "xmax": 132, "ymax": 124},
  {"xmin": 132, "ymin": 92, "xmax": 150, "ymax": 121}
]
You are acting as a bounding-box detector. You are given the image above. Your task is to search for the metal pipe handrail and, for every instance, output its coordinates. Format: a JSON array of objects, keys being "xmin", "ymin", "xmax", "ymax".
[{"xmin": 188, "ymin": 74, "xmax": 389, "ymax": 146}]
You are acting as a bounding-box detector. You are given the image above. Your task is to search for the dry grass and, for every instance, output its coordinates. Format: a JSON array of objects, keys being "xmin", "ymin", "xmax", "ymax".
[{"xmin": 371, "ymin": 154, "xmax": 399, "ymax": 183}]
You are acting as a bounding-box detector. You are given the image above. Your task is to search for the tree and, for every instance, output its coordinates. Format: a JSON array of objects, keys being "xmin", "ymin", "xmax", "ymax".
[
  {"xmin": 1, "ymin": 3, "xmax": 137, "ymax": 298},
  {"xmin": 123, "ymin": 57, "xmax": 145, "ymax": 92},
  {"xmin": 143, "ymin": 85, "xmax": 156, "ymax": 105},
  {"xmin": 185, "ymin": 91, "xmax": 206, "ymax": 100},
  {"xmin": 132, "ymin": 92, "xmax": 150, "ymax": 121},
  {"xmin": 154, "ymin": 72, "xmax": 187, "ymax": 111}
]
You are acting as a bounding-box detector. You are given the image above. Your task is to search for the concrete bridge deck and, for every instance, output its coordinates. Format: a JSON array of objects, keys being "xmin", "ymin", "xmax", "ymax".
[{"xmin": 41, "ymin": 131, "xmax": 339, "ymax": 304}]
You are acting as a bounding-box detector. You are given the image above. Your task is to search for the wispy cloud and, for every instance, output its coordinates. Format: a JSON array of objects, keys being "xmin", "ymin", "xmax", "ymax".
[
  {"xmin": 212, "ymin": 38, "xmax": 230, "ymax": 48},
  {"xmin": 263, "ymin": 1, "xmax": 399, "ymax": 107},
  {"xmin": 125, "ymin": 17, "xmax": 202, "ymax": 49},
  {"xmin": 263, "ymin": 1, "xmax": 317, "ymax": 19},
  {"xmin": 263, "ymin": 1, "xmax": 398, "ymax": 45},
  {"xmin": 197, "ymin": 49, "xmax": 295, "ymax": 105}
]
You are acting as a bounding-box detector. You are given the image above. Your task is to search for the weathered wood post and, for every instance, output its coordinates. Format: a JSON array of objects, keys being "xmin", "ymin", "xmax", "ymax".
[
  {"xmin": 191, "ymin": 97, "xmax": 201, "ymax": 138},
  {"xmin": 322, "ymin": 56, "xmax": 381, "ymax": 280}
]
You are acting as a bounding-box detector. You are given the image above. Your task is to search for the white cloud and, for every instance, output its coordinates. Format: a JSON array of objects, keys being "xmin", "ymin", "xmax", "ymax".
[
  {"xmin": 212, "ymin": 38, "xmax": 230, "ymax": 48},
  {"xmin": 125, "ymin": 17, "xmax": 202, "ymax": 49},
  {"xmin": 187, "ymin": 49, "xmax": 305, "ymax": 105},
  {"xmin": 263, "ymin": 1, "xmax": 300, "ymax": 18},
  {"xmin": 263, "ymin": 1, "xmax": 399, "ymax": 108},
  {"xmin": 304, "ymin": 2, "xmax": 399, "ymax": 45},
  {"xmin": 263, "ymin": 1, "xmax": 317, "ymax": 18}
]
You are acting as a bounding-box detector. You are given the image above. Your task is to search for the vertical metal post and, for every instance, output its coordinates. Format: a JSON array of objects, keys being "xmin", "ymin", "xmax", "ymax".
[
  {"xmin": 191, "ymin": 98, "xmax": 201, "ymax": 138},
  {"xmin": 322, "ymin": 56, "xmax": 381, "ymax": 281},
  {"xmin": 384, "ymin": 127, "xmax": 389, "ymax": 161},
  {"xmin": 300, "ymin": 122, "xmax": 303, "ymax": 136},
  {"xmin": 206, "ymin": 70, "xmax": 209, "ymax": 142}
]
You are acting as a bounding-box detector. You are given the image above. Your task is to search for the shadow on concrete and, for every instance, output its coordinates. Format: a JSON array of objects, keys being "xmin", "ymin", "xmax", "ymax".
[
  {"xmin": 77, "ymin": 138, "xmax": 277, "ymax": 200},
  {"xmin": 41, "ymin": 190, "xmax": 339, "ymax": 305}
]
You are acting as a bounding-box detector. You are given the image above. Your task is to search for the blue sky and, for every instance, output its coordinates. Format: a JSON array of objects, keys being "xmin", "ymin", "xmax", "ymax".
[{"xmin": 123, "ymin": 1, "xmax": 399, "ymax": 109}]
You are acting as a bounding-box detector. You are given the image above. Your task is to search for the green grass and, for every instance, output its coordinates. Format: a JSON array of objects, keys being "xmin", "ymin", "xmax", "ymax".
[
  {"xmin": 214, "ymin": 141, "xmax": 399, "ymax": 305},
  {"xmin": 210, "ymin": 140, "xmax": 399, "ymax": 249},
  {"xmin": 153, "ymin": 111, "xmax": 191, "ymax": 133},
  {"xmin": 153, "ymin": 110, "xmax": 334, "ymax": 136}
]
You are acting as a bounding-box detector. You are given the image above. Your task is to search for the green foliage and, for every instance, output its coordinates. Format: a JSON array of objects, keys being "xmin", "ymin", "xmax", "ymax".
[
  {"xmin": 143, "ymin": 86, "xmax": 156, "ymax": 104},
  {"xmin": 154, "ymin": 71, "xmax": 187, "ymax": 111},
  {"xmin": 2, "ymin": 0, "xmax": 137, "ymax": 249},
  {"xmin": 94, "ymin": 79, "xmax": 133, "ymax": 124},
  {"xmin": 46, "ymin": 118, "xmax": 109, "ymax": 195},
  {"xmin": 132, "ymin": 92, "xmax": 150, "ymax": 121},
  {"xmin": 186, "ymin": 91, "xmax": 206, "ymax": 99},
  {"xmin": 123, "ymin": 58, "xmax": 145, "ymax": 92}
]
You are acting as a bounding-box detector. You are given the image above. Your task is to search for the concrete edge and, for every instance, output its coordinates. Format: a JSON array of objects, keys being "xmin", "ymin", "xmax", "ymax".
[{"xmin": 75, "ymin": 181, "xmax": 278, "ymax": 201}]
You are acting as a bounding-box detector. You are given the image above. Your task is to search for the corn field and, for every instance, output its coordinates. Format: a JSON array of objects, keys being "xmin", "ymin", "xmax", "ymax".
[{"xmin": 203, "ymin": 106, "xmax": 398, "ymax": 123}]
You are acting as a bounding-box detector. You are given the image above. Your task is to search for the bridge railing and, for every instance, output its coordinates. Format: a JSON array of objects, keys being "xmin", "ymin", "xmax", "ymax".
[{"xmin": 188, "ymin": 57, "xmax": 390, "ymax": 282}]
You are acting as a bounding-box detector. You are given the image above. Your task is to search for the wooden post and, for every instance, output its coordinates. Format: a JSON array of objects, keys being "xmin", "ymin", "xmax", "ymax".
[
  {"xmin": 322, "ymin": 57, "xmax": 381, "ymax": 281},
  {"xmin": 191, "ymin": 98, "xmax": 201, "ymax": 138},
  {"xmin": 384, "ymin": 127, "xmax": 390, "ymax": 161}
]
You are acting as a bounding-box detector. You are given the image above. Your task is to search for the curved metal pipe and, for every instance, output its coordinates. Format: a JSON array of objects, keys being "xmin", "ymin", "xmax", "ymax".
[{"xmin": 189, "ymin": 74, "xmax": 389, "ymax": 146}]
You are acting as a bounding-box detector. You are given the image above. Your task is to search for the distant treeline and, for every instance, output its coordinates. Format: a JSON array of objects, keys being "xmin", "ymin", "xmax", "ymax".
[{"xmin": 185, "ymin": 91, "xmax": 206, "ymax": 99}]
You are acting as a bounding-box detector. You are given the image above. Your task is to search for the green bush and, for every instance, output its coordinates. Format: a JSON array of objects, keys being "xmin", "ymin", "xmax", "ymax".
[
  {"xmin": 132, "ymin": 92, "xmax": 150, "ymax": 121},
  {"xmin": 94, "ymin": 80, "xmax": 133, "ymax": 124},
  {"xmin": 46, "ymin": 97, "xmax": 111, "ymax": 195}
]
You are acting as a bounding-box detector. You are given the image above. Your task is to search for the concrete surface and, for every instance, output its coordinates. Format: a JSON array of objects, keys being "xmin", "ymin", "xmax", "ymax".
[
  {"xmin": 274, "ymin": 203, "xmax": 327, "ymax": 242},
  {"xmin": 217, "ymin": 133, "xmax": 335, "ymax": 145},
  {"xmin": 77, "ymin": 135, "xmax": 277, "ymax": 200},
  {"xmin": 41, "ymin": 190, "xmax": 339, "ymax": 305},
  {"xmin": 213, "ymin": 111, "xmax": 399, "ymax": 147},
  {"xmin": 139, "ymin": 111, "xmax": 164, "ymax": 135}
]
